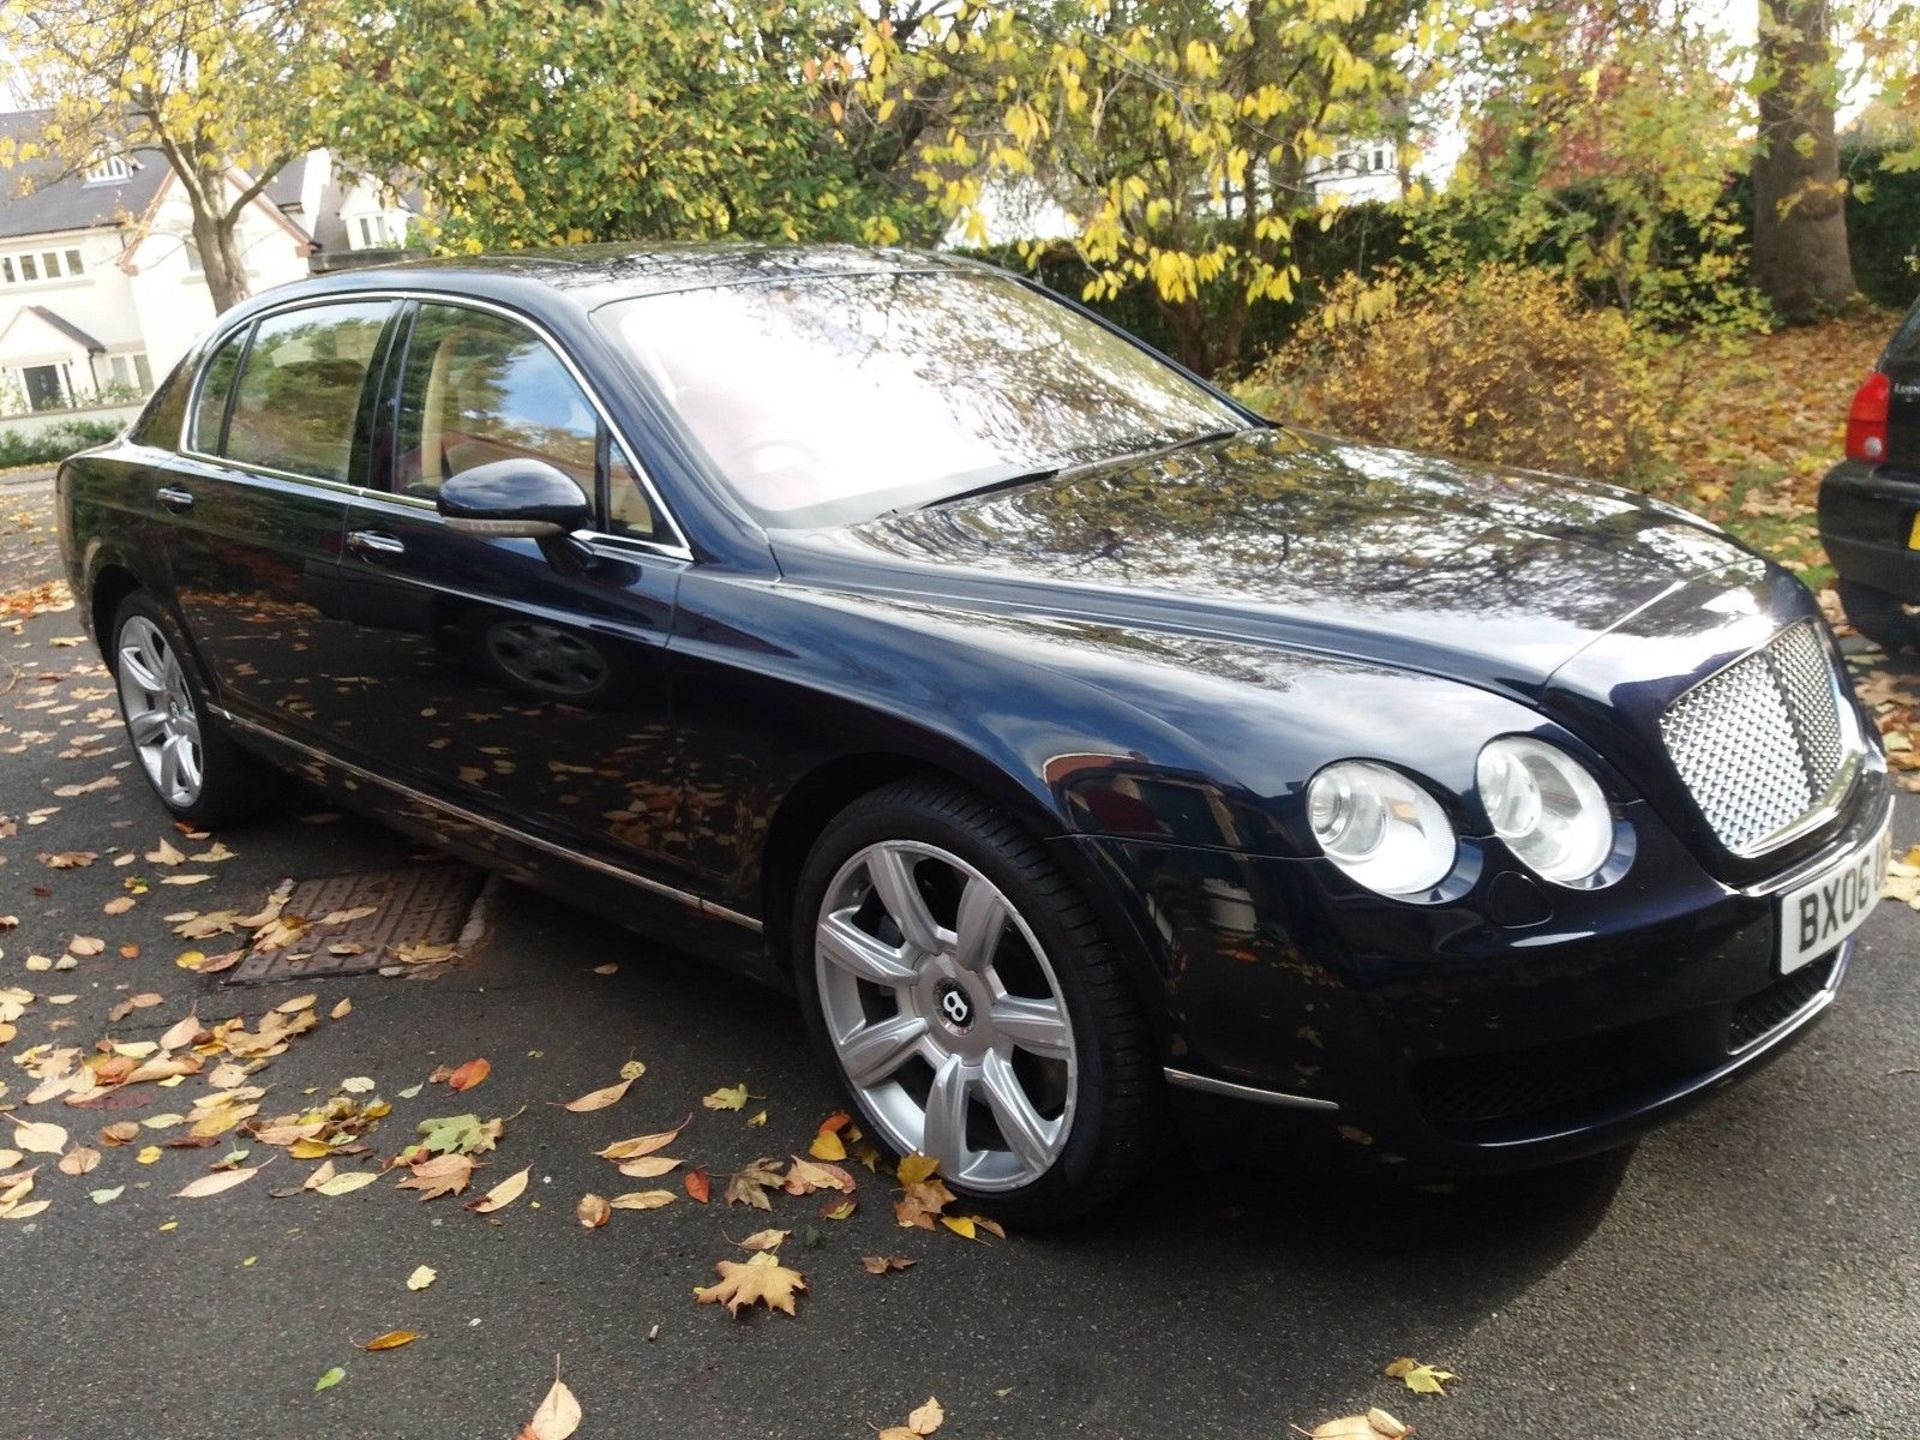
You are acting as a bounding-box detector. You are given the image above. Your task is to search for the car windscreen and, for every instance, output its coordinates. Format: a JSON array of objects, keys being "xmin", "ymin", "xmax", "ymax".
[{"xmin": 598, "ymin": 270, "xmax": 1247, "ymax": 529}]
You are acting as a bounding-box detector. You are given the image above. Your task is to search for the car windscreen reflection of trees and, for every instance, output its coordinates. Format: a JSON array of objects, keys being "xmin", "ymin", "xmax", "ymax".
[
  {"xmin": 224, "ymin": 306, "xmax": 390, "ymax": 483},
  {"xmin": 609, "ymin": 271, "xmax": 1244, "ymax": 527}
]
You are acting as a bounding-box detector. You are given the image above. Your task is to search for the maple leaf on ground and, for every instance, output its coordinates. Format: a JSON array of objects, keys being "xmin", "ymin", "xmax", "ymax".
[
  {"xmin": 724, "ymin": 1158, "xmax": 786, "ymax": 1210},
  {"xmin": 696, "ymin": 1250, "xmax": 807, "ymax": 1317},
  {"xmin": 1384, "ymin": 1358, "xmax": 1456, "ymax": 1396}
]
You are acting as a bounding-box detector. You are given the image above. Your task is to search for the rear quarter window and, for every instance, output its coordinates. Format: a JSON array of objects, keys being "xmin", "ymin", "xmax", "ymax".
[
  {"xmin": 222, "ymin": 301, "xmax": 391, "ymax": 483},
  {"xmin": 129, "ymin": 357, "xmax": 192, "ymax": 448}
]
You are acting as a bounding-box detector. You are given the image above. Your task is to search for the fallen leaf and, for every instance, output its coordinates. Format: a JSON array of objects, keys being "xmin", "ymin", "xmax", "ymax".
[
  {"xmin": 89, "ymin": 1185, "xmax": 124, "ymax": 1205},
  {"xmin": 57, "ymin": 1145, "xmax": 101, "ymax": 1176},
  {"xmin": 607, "ymin": 1189, "xmax": 676, "ymax": 1211},
  {"xmin": 67, "ymin": 935, "xmax": 105, "ymax": 956},
  {"xmin": 736, "ymin": 1227, "xmax": 789, "ymax": 1252},
  {"xmin": 820, "ymin": 1198, "xmax": 857, "ymax": 1221},
  {"xmin": 685, "ymin": 1168, "xmax": 710, "ymax": 1204},
  {"xmin": 702, "ymin": 1083, "xmax": 748, "ymax": 1111},
  {"xmin": 8, "ymin": 1118, "xmax": 68, "ymax": 1154},
  {"xmin": 407, "ymin": 1264, "xmax": 437, "ymax": 1291},
  {"xmin": 313, "ymin": 1169, "xmax": 380, "ymax": 1197},
  {"xmin": 808, "ymin": 1127, "xmax": 847, "ymax": 1161},
  {"xmin": 614, "ymin": 1155, "xmax": 680, "ymax": 1179},
  {"xmin": 358, "ymin": 1330, "xmax": 422, "ymax": 1351},
  {"xmin": 861, "ymin": 1255, "xmax": 915, "ymax": 1275},
  {"xmin": 784, "ymin": 1156, "xmax": 855, "ymax": 1196},
  {"xmin": 330, "ymin": 998, "xmax": 352, "ymax": 1020},
  {"xmin": 560, "ymin": 1077, "xmax": 632, "ymax": 1112},
  {"xmin": 136, "ymin": 1144, "xmax": 162, "ymax": 1164},
  {"xmin": 1384, "ymin": 1358, "xmax": 1456, "ymax": 1396},
  {"xmin": 102, "ymin": 896, "xmax": 135, "ymax": 915},
  {"xmin": 447, "ymin": 1058, "xmax": 490, "ymax": 1093},
  {"xmin": 314, "ymin": 1366, "xmax": 345, "ymax": 1394},
  {"xmin": 908, "ymin": 1396, "xmax": 944, "ymax": 1436},
  {"xmin": 896, "ymin": 1153, "xmax": 940, "ymax": 1186},
  {"xmin": 275, "ymin": 994, "xmax": 318, "ymax": 1015},
  {"xmin": 175, "ymin": 1165, "xmax": 263, "ymax": 1198},
  {"xmin": 576, "ymin": 1193, "xmax": 611, "ymax": 1228},
  {"xmin": 724, "ymin": 1157, "xmax": 785, "ymax": 1210},
  {"xmin": 695, "ymin": 1250, "xmax": 807, "ymax": 1317},
  {"xmin": 1294, "ymin": 1411, "xmax": 1412, "ymax": 1440},
  {"xmin": 522, "ymin": 1374, "xmax": 582, "ymax": 1440},
  {"xmin": 146, "ymin": 837, "xmax": 187, "ymax": 866},
  {"xmin": 465, "ymin": 1165, "xmax": 530, "ymax": 1213},
  {"xmin": 596, "ymin": 1117, "xmax": 689, "ymax": 1161},
  {"xmin": 158, "ymin": 1012, "xmax": 202, "ymax": 1051}
]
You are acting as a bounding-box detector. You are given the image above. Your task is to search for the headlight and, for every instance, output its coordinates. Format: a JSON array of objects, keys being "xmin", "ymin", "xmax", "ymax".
[
  {"xmin": 1476, "ymin": 737, "xmax": 1614, "ymax": 885},
  {"xmin": 1306, "ymin": 760, "xmax": 1457, "ymax": 897}
]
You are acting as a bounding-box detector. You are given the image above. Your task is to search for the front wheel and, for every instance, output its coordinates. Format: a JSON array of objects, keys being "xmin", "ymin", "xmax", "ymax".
[
  {"xmin": 110, "ymin": 593, "xmax": 282, "ymax": 828},
  {"xmin": 793, "ymin": 779, "xmax": 1165, "ymax": 1224}
]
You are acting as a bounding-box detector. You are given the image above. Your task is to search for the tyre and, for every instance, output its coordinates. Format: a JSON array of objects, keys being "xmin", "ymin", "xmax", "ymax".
[
  {"xmin": 108, "ymin": 592, "xmax": 282, "ymax": 828},
  {"xmin": 1836, "ymin": 579, "xmax": 1920, "ymax": 654},
  {"xmin": 793, "ymin": 778, "xmax": 1165, "ymax": 1224}
]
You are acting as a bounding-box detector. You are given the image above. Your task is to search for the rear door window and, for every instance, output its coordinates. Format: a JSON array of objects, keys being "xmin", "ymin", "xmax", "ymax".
[
  {"xmin": 223, "ymin": 302, "xmax": 392, "ymax": 483},
  {"xmin": 188, "ymin": 326, "xmax": 249, "ymax": 454}
]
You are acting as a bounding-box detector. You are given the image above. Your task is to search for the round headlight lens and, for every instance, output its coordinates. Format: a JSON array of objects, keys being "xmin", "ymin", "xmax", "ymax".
[
  {"xmin": 1476, "ymin": 737, "xmax": 1613, "ymax": 885},
  {"xmin": 1306, "ymin": 761, "xmax": 1456, "ymax": 897}
]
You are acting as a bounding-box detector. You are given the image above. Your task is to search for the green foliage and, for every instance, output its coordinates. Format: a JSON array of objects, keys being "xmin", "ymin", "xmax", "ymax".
[
  {"xmin": 1244, "ymin": 265, "xmax": 1658, "ymax": 479},
  {"xmin": 0, "ymin": 419, "xmax": 125, "ymax": 470},
  {"xmin": 1843, "ymin": 140, "xmax": 1920, "ymax": 309},
  {"xmin": 331, "ymin": 0, "xmax": 929, "ymax": 251}
]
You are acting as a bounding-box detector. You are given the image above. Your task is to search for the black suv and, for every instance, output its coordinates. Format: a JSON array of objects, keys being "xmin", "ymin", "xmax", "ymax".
[{"xmin": 1821, "ymin": 300, "xmax": 1920, "ymax": 649}]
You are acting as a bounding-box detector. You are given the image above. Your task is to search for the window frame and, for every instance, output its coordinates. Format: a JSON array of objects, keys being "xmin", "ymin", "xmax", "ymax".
[{"xmin": 177, "ymin": 290, "xmax": 689, "ymax": 560}]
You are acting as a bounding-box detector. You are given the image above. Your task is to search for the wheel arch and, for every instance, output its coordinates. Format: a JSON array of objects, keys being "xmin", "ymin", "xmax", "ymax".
[{"xmin": 88, "ymin": 562, "xmax": 147, "ymax": 672}]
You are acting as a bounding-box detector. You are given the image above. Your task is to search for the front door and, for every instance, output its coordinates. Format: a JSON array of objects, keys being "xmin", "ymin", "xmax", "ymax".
[
  {"xmin": 154, "ymin": 300, "xmax": 395, "ymax": 738},
  {"xmin": 326, "ymin": 299, "xmax": 694, "ymax": 893}
]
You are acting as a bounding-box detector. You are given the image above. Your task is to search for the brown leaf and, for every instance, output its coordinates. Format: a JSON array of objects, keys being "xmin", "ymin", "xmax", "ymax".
[
  {"xmin": 723, "ymin": 1157, "xmax": 785, "ymax": 1210},
  {"xmin": 57, "ymin": 1145, "xmax": 101, "ymax": 1176},
  {"xmin": 861, "ymin": 1255, "xmax": 915, "ymax": 1275},
  {"xmin": 783, "ymin": 1156, "xmax": 855, "ymax": 1196},
  {"xmin": 735, "ymin": 1227, "xmax": 789, "ymax": 1252},
  {"xmin": 68, "ymin": 935, "xmax": 105, "ymax": 956},
  {"xmin": 358, "ymin": 1329, "xmax": 423, "ymax": 1351},
  {"xmin": 576, "ymin": 1193, "xmax": 611, "ymax": 1228},
  {"xmin": 695, "ymin": 1250, "xmax": 807, "ymax": 1317},
  {"xmin": 395, "ymin": 1152, "xmax": 476, "ymax": 1202},
  {"xmin": 98, "ymin": 1121, "xmax": 140, "ymax": 1147},
  {"xmin": 447, "ymin": 1057, "xmax": 490, "ymax": 1092},
  {"xmin": 684, "ymin": 1168, "xmax": 710, "ymax": 1204},
  {"xmin": 158, "ymin": 1012, "xmax": 201, "ymax": 1051},
  {"xmin": 907, "ymin": 1396, "xmax": 944, "ymax": 1436}
]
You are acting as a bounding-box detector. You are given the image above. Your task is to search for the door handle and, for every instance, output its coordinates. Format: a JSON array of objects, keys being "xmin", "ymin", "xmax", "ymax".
[
  {"xmin": 347, "ymin": 529, "xmax": 407, "ymax": 559},
  {"xmin": 155, "ymin": 486, "xmax": 194, "ymax": 513}
]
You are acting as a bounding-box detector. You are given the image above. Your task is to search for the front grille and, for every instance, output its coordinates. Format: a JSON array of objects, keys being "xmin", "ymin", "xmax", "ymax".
[
  {"xmin": 1728, "ymin": 953, "xmax": 1836, "ymax": 1051},
  {"xmin": 1660, "ymin": 623, "xmax": 1850, "ymax": 854}
]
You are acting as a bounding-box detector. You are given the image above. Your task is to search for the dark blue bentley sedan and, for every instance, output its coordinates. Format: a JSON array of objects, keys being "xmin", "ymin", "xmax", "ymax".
[{"xmin": 56, "ymin": 245, "xmax": 1892, "ymax": 1220}]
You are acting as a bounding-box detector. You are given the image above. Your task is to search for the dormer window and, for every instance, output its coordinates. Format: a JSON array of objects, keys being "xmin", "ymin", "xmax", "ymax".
[{"xmin": 83, "ymin": 155, "xmax": 133, "ymax": 185}]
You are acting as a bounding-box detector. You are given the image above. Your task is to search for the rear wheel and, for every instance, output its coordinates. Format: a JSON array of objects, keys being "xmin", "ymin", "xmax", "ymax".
[
  {"xmin": 110, "ymin": 593, "xmax": 281, "ymax": 828},
  {"xmin": 793, "ymin": 779, "xmax": 1165, "ymax": 1224},
  {"xmin": 1836, "ymin": 579, "xmax": 1920, "ymax": 653}
]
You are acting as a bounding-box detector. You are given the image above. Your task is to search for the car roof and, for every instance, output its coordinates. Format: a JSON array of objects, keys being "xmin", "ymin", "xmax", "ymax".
[{"xmin": 282, "ymin": 242, "xmax": 988, "ymax": 312}]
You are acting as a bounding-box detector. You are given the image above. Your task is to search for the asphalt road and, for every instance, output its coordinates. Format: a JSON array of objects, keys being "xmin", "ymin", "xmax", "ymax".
[{"xmin": 2, "ymin": 479, "xmax": 1916, "ymax": 1440}]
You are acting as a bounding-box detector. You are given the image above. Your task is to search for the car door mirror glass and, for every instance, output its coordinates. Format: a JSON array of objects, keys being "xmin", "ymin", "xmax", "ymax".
[{"xmin": 437, "ymin": 458, "xmax": 593, "ymax": 538}]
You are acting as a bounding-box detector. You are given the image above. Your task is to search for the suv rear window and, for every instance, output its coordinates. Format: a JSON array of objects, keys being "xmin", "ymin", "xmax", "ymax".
[{"xmin": 223, "ymin": 302, "xmax": 391, "ymax": 483}]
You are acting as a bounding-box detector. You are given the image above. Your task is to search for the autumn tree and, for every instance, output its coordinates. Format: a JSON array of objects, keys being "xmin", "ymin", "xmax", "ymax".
[
  {"xmin": 836, "ymin": 0, "xmax": 1438, "ymax": 374},
  {"xmin": 1750, "ymin": 0, "xmax": 1857, "ymax": 319},
  {"xmin": 0, "ymin": 0, "xmax": 340, "ymax": 312},
  {"xmin": 326, "ymin": 0, "xmax": 931, "ymax": 251}
]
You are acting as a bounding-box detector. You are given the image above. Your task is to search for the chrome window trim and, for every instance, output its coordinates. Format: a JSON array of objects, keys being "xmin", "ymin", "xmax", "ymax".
[
  {"xmin": 209, "ymin": 703, "xmax": 760, "ymax": 932},
  {"xmin": 174, "ymin": 288, "xmax": 694, "ymax": 560}
]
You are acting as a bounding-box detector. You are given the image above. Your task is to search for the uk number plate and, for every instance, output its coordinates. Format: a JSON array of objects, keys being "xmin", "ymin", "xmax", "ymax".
[{"xmin": 1776, "ymin": 820, "xmax": 1892, "ymax": 974}]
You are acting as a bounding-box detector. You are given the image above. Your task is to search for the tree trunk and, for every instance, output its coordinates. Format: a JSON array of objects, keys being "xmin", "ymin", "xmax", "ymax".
[
  {"xmin": 1751, "ymin": 0, "xmax": 1856, "ymax": 321},
  {"xmin": 189, "ymin": 203, "xmax": 252, "ymax": 314}
]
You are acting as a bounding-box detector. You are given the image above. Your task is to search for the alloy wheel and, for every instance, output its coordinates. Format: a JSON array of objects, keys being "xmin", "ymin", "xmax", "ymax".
[
  {"xmin": 116, "ymin": 616, "xmax": 204, "ymax": 808},
  {"xmin": 814, "ymin": 840, "xmax": 1078, "ymax": 1191}
]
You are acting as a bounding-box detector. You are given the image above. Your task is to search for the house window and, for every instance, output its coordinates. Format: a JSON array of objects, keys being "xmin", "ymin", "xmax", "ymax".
[
  {"xmin": 355, "ymin": 214, "xmax": 397, "ymax": 249},
  {"xmin": 84, "ymin": 155, "xmax": 132, "ymax": 184},
  {"xmin": 1373, "ymin": 147, "xmax": 1387, "ymax": 171},
  {"xmin": 18, "ymin": 254, "xmax": 37, "ymax": 282},
  {"xmin": 184, "ymin": 241, "xmax": 204, "ymax": 273},
  {"xmin": 42, "ymin": 252, "xmax": 61, "ymax": 278},
  {"xmin": 1, "ymin": 258, "xmax": 11, "ymax": 284},
  {"xmin": 64, "ymin": 249, "xmax": 83, "ymax": 274}
]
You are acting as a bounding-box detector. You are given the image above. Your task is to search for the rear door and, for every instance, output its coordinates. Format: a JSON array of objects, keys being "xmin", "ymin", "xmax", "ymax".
[
  {"xmin": 159, "ymin": 299, "xmax": 397, "ymax": 736},
  {"xmin": 326, "ymin": 298, "xmax": 695, "ymax": 889}
]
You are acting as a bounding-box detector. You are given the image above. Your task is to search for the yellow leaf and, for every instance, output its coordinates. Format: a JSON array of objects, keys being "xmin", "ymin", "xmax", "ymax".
[
  {"xmin": 896, "ymin": 1153, "xmax": 939, "ymax": 1185},
  {"xmin": 1384, "ymin": 1357, "xmax": 1456, "ymax": 1395},
  {"xmin": 137, "ymin": 1144, "xmax": 162, "ymax": 1165},
  {"xmin": 8, "ymin": 1118, "xmax": 68, "ymax": 1154},
  {"xmin": 174, "ymin": 1165, "xmax": 263, "ymax": 1198},
  {"xmin": 702, "ymin": 1083, "xmax": 748, "ymax": 1111},
  {"xmin": 313, "ymin": 1169, "xmax": 380, "ymax": 1197},
  {"xmin": 808, "ymin": 1127, "xmax": 847, "ymax": 1161},
  {"xmin": 908, "ymin": 1396, "xmax": 945, "ymax": 1436},
  {"xmin": 406, "ymin": 1264, "xmax": 437, "ymax": 1291},
  {"xmin": 465, "ymin": 1166, "xmax": 530, "ymax": 1214},
  {"xmin": 941, "ymin": 1215, "xmax": 976, "ymax": 1240},
  {"xmin": 736, "ymin": 1227, "xmax": 789, "ymax": 1252},
  {"xmin": 560, "ymin": 1077, "xmax": 633, "ymax": 1112},
  {"xmin": 607, "ymin": 1189, "xmax": 676, "ymax": 1210},
  {"xmin": 695, "ymin": 1250, "xmax": 807, "ymax": 1317}
]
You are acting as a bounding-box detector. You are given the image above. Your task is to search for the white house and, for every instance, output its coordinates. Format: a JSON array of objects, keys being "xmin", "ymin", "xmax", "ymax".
[{"xmin": 0, "ymin": 112, "xmax": 417, "ymax": 416}]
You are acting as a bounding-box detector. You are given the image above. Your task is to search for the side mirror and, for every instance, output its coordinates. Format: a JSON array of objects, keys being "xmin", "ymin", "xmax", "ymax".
[{"xmin": 437, "ymin": 460, "xmax": 592, "ymax": 539}]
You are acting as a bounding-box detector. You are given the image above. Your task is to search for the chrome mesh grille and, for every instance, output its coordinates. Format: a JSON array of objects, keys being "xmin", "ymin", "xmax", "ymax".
[{"xmin": 1659, "ymin": 623, "xmax": 1850, "ymax": 854}]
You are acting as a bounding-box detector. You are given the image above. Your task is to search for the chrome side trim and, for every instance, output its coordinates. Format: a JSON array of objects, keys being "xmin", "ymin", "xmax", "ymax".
[
  {"xmin": 176, "ymin": 289, "xmax": 694, "ymax": 561},
  {"xmin": 211, "ymin": 705, "xmax": 761, "ymax": 933},
  {"xmin": 1163, "ymin": 1067, "xmax": 1340, "ymax": 1111}
]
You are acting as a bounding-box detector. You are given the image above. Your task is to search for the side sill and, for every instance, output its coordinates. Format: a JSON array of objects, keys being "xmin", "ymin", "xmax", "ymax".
[
  {"xmin": 209, "ymin": 704, "xmax": 763, "ymax": 934},
  {"xmin": 1164, "ymin": 1067, "xmax": 1340, "ymax": 1112}
]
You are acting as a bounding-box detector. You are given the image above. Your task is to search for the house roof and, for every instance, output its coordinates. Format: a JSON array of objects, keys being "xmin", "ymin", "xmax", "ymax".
[
  {"xmin": 24, "ymin": 305, "xmax": 105, "ymax": 352},
  {"xmin": 0, "ymin": 110, "xmax": 170, "ymax": 242}
]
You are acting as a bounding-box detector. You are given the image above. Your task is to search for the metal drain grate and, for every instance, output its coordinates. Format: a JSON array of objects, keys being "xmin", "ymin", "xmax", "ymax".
[{"xmin": 224, "ymin": 865, "xmax": 484, "ymax": 985}]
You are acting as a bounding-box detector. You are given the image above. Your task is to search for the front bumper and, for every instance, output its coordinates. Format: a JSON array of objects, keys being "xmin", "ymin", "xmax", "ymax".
[
  {"xmin": 1065, "ymin": 766, "xmax": 1892, "ymax": 1175},
  {"xmin": 1819, "ymin": 458, "xmax": 1920, "ymax": 597}
]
